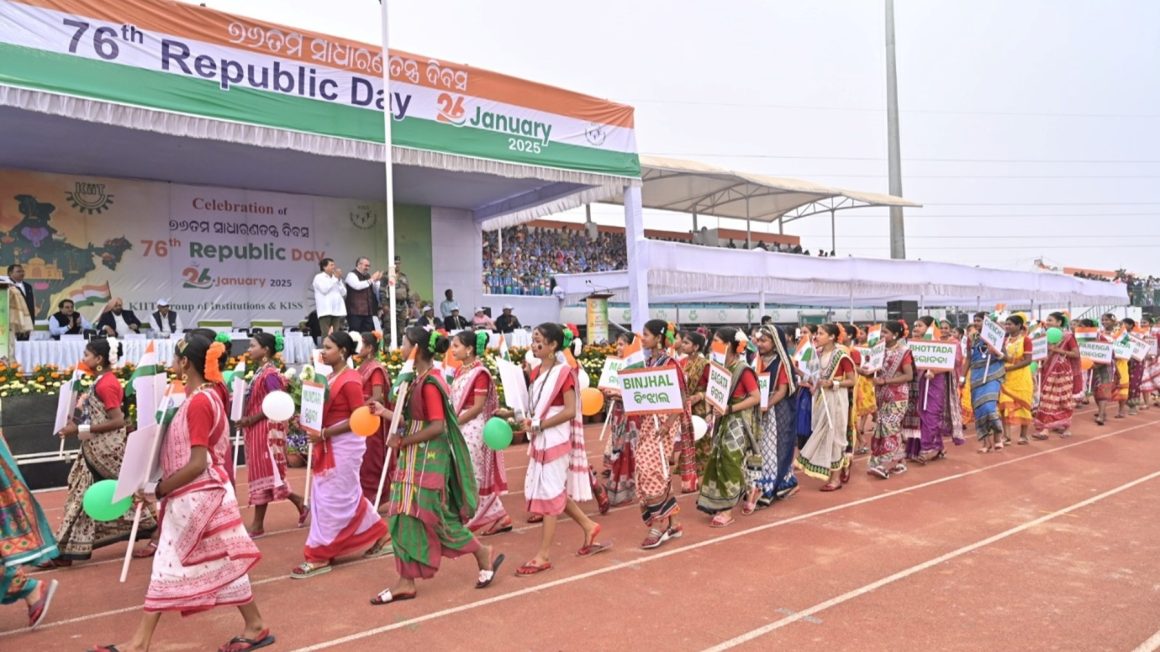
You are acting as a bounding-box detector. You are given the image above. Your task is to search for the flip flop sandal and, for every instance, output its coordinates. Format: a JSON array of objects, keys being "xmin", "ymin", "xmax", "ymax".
[
  {"xmin": 363, "ymin": 540, "xmax": 394, "ymax": 559},
  {"xmin": 370, "ymin": 589, "xmax": 417, "ymax": 605},
  {"xmin": 218, "ymin": 629, "xmax": 276, "ymax": 652},
  {"xmin": 867, "ymin": 467, "xmax": 889, "ymax": 479},
  {"xmin": 820, "ymin": 482, "xmax": 843, "ymax": 492},
  {"xmin": 1032, "ymin": 433, "xmax": 1050, "ymax": 441},
  {"xmin": 515, "ymin": 560, "xmax": 553, "ymax": 576},
  {"xmin": 297, "ymin": 505, "xmax": 310, "ymax": 528},
  {"xmin": 577, "ymin": 523, "xmax": 603, "ymax": 555},
  {"xmin": 247, "ymin": 529, "xmax": 266, "ymax": 540},
  {"xmin": 289, "ymin": 562, "xmax": 332, "ymax": 579},
  {"xmin": 476, "ymin": 553, "xmax": 505, "ymax": 588},
  {"xmin": 28, "ymin": 579, "xmax": 58, "ymax": 630},
  {"xmin": 87, "ymin": 646, "xmax": 120, "ymax": 652},
  {"xmin": 526, "ymin": 514, "xmax": 543, "ymax": 524},
  {"xmin": 132, "ymin": 542, "xmax": 158, "ymax": 559},
  {"xmin": 481, "ymin": 518, "xmax": 514, "ymax": 536},
  {"xmin": 709, "ymin": 515, "xmax": 736, "ymax": 528},
  {"xmin": 1017, "ymin": 437, "xmax": 1030, "ymax": 445}
]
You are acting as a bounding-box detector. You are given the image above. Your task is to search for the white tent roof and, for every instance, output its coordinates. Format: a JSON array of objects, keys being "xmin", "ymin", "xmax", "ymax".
[
  {"xmin": 601, "ymin": 155, "xmax": 921, "ymax": 223},
  {"xmin": 555, "ymin": 241, "xmax": 1129, "ymax": 307}
]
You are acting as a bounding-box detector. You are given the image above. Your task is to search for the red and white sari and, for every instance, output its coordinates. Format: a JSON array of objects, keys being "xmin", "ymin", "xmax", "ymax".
[
  {"xmin": 450, "ymin": 361, "xmax": 509, "ymax": 531},
  {"xmin": 525, "ymin": 359, "xmax": 592, "ymax": 515},
  {"xmin": 144, "ymin": 386, "xmax": 261, "ymax": 616}
]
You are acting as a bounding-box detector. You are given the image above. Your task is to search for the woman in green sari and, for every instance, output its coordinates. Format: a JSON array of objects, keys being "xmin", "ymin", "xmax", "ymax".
[
  {"xmin": 1, "ymin": 430, "xmax": 59, "ymax": 629},
  {"xmin": 697, "ymin": 327, "xmax": 762, "ymax": 527},
  {"xmin": 366, "ymin": 326, "xmax": 504, "ymax": 605}
]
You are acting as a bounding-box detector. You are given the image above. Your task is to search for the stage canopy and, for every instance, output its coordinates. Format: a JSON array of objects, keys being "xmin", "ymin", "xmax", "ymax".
[
  {"xmin": 555, "ymin": 241, "xmax": 1130, "ymax": 308},
  {"xmin": 0, "ymin": 0, "xmax": 640, "ymax": 228}
]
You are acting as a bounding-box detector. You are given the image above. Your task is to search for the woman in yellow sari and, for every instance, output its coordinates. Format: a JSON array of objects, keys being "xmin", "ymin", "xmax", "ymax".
[
  {"xmin": 999, "ymin": 315, "xmax": 1034, "ymax": 445},
  {"xmin": 851, "ymin": 325, "xmax": 877, "ymax": 454}
]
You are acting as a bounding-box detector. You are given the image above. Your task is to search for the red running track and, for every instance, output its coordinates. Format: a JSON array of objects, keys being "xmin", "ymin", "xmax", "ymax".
[{"xmin": 5, "ymin": 406, "xmax": 1160, "ymax": 652}]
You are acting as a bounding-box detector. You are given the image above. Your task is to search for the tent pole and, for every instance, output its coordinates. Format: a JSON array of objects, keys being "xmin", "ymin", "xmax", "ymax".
[
  {"xmin": 380, "ymin": 0, "xmax": 399, "ymax": 348},
  {"xmin": 692, "ymin": 211, "xmax": 698, "ymax": 233},
  {"xmin": 830, "ymin": 209, "xmax": 836, "ymax": 255},
  {"xmin": 746, "ymin": 197, "xmax": 752, "ymax": 249},
  {"xmin": 624, "ymin": 185, "xmax": 649, "ymax": 333},
  {"xmin": 778, "ymin": 215, "xmax": 784, "ymax": 235},
  {"xmin": 759, "ymin": 290, "xmax": 766, "ymax": 319}
]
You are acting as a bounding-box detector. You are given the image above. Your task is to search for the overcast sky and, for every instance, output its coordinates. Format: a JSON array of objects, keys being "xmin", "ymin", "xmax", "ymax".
[{"xmin": 206, "ymin": 0, "xmax": 1160, "ymax": 274}]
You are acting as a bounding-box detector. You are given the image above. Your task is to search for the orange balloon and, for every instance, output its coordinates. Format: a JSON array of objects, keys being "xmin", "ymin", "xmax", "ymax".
[
  {"xmin": 350, "ymin": 406, "xmax": 381, "ymax": 437},
  {"xmin": 1081, "ymin": 358, "xmax": 1094, "ymax": 371},
  {"xmin": 580, "ymin": 387, "xmax": 605, "ymax": 417}
]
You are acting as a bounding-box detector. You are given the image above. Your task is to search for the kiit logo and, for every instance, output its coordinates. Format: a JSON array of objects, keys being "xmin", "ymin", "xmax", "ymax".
[{"xmin": 65, "ymin": 182, "xmax": 114, "ymax": 215}]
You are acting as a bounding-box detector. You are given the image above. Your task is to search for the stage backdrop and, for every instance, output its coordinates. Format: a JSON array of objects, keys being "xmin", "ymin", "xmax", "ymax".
[{"xmin": 0, "ymin": 167, "xmax": 432, "ymax": 324}]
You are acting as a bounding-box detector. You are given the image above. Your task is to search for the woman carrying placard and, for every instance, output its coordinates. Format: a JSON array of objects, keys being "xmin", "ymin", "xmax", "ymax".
[
  {"xmin": 749, "ymin": 324, "xmax": 798, "ymax": 507},
  {"xmin": 449, "ymin": 329, "xmax": 512, "ymax": 536},
  {"xmin": 912, "ymin": 316, "xmax": 965, "ymax": 463},
  {"xmin": 625, "ymin": 320, "xmax": 691, "ymax": 549},
  {"xmin": 239, "ymin": 332, "xmax": 306, "ymax": 537},
  {"xmin": 601, "ymin": 331, "xmax": 638, "ymax": 507},
  {"xmin": 356, "ymin": 331, "xmax": 393, "ymax": 510},
  {"xmin": 292, "ymin": 331, "xmax": 389, "ymax": 579},
  {"xmin": 852, "ymin": 325, "xmax": 877, "ymax": 453},
  {"xmin": 87, "ymin": 334, "xmax": 271, "ymax": 652},
  {"xmin": 1093, "ymin": 314, "xmax": 1124, "ymax": 424},
  {"xmin": 1035, "ymin": 312, "xmax": 1080, "ymax": 438},
  {"xmin": 1124, "ymin": 317, "xmax": 1144, "ymax": 415},
  {"xmin": 365, "ymin": 327, "xmax": 503, "ymax": 604},
  {"xmin": 970, "ymin": 312, "xmax": 1008, "ymax": 453},
  {"xmin": 868, "ymin": 321, "xmax": 913, "ymax": 479},
  {"xmin": 999, "ymin": 315, "xmax": 1035, "ymax": 445},
  {"xmin": 517, "ymin": 323, "xmax": 606, "ymax": 575},
  {"xmin": 697, "ymin": 327, "xmax": 761, "ymax": 526},
  {"xmin": 49, "ymin": 337, "xmax": 156, "ymax": 566},
  {"xmin": 795, "ymin": 324, "xmax": 857, "ymax": 491}
]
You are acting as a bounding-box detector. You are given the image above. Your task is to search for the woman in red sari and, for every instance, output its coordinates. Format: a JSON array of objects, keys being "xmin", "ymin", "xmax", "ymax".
[
  {"xmin": 239, "ymin": 332, "xmax": 306, "ymax": 537},
  {"xmin": 1035, "ymin": 312, "xmax": 1081, "ymax": 438},
  {"xmin": 356, "ymin": 331, "xmax": 393, "ymax": 511},
  {"xmin": 88, "ymin": 334, "xmax": 272, "ymax": 652},
  {"xmin": 292, "ymin": 331, "xmax": 389, "ymax": 578}
]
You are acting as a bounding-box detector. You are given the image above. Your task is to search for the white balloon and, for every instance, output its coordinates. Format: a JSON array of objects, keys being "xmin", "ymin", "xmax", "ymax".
[
  {"xmin": 579, "ymin": 368, "xmax": 590, "ymax": 389},
  {"xmin": 262, "ymin": 390, "xmax": 295, "ymax": 422},
  {"xmin": 524, "ymin": 349, "xmax": 541, "ymax": 369},
  {"xmin": 691, "ymin": 415, "xmax": 709, "ymax": 441}
]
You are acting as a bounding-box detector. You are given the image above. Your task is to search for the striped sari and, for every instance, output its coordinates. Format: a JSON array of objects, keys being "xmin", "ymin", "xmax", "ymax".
[
  {"xmin": 1035, "ymin": 333, "xmax": 1079, "ymax": 432},
  {"xmin": 243, "ymin": 364, "xmax": 291, "ymax": 506},
  {"xmin": 389, "ymin": 372, "xmax": 480, "ymax": 580},
  {"xmin": 969, "ymin": 338, "xmax": 1006, "ymax": 440}
]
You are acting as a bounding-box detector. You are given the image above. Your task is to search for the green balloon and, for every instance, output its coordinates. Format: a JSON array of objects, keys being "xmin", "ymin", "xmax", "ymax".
[
  {"xmin": 82, "ymin": 479, "xmax": 132, "ymax": 522},
  {"xmin": 483, "ymin": 417, "xmax": 513, "ymax": 451},
  {"xmin": 1046, "ymin": 327, "xmax": 1063, "ymax": 345},
  {"xmin": 223, "ymin": 370, "xmax": 235, "ymax": 385},
  {"xmin": 1030, "ymin": 362, "xmax": 1039, "ymax": 374}
]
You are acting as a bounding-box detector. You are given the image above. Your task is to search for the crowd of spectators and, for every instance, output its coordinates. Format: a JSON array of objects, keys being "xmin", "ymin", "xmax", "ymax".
[{"xmin": 1070, "ymin": 269, "xmax": 1159, "ymax": 307}]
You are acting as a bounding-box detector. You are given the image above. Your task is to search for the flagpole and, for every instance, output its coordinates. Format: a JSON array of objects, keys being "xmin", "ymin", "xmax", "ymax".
[{"xmin": 380, "ymin": 0, "xmax": 399, "ymax": 349}]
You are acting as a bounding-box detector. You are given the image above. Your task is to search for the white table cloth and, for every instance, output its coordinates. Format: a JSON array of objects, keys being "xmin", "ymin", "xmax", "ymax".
[{"xmin": 15, "ymin": 331, "xmax": 315, "ymax": 369}]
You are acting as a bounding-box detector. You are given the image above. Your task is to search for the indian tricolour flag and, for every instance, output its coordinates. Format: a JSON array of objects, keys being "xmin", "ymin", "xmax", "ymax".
[
  {"xmin": 923, "ymin": 324, "xmax": 941, "ymax": 341},
  {"xmin": 67, "ymin": 282, "xmax": 111, "ymax": 309},
  {"xmin": 621, "ymin": 336, "xmax": 646, "ymax": 370},
  {"xmin": 1075, "ymin": 326, "xmax": 1099, "ymax": 342},
  {"xmin": 866, "ymin": 324, "xmax": 882, "ymax": 348},
  {"xmin": 125, "ymin": 342, "xmax": 167, "ymax": 429},
  {"xmin": 389, "ymin": 348, "xmax": 417, "ymax": 402},
  {"xmin": 794, "ymin": 335, "xmax": 816, "ymax": 375}
]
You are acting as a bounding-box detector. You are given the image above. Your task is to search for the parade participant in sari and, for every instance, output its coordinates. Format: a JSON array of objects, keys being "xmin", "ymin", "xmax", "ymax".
[
  {"xmin": 1124, "ymin": 317, "xmax": 1144, "ymax": 415},
  {"xmin": 698, "ymin": 327, "xmax": 761, "ymax": 526},
  {"xmin": 794, "ymin": 324, "xmax": 819, "ymax": 450},
  {"xmin": 449, "ymin": 329, "xmax": 512, "ymax": 536},
  {"xmin": 1141, "ymin": 318, "xmax": 1160, "ymax": 408},
  {"xmin": 1093, "ymin": 314, "xmax": 1122, "ymax": 424},
  {"xmin": 970, "ymin": 313, "xmax": 1007, "ymax": 452},
  {"xmin": 364, "ymin": 327, "xmax": 503, "ymax": 605},
  {"xmin": 49, "ymin": 337, "xmax": 156, "ymax": 566},
  {"xmin": 601, "ymin": 331, "xmax": 638, "ymax": 508},
  {"xmin": 749, "ymin": 323, "xmax": 798, "ymax": 507},
  {"xmin": 293, "ymin": 331, "xmax": 389, "ymax": 578},
  {"xmin": 796, "ymin": 324, "xmax": 856, "ymax": 491},
  {"xmin": 911, "ymin": 316, "xmax": 964, "ymax": 463},
  {"xmin": 1035, "ymin": 312, "xmax": 1081, "ymax": 438},
  {"xmin": 954, "ymin": 327, "xmax": 975, "ymax": 427},
  {"xmin": 999, "ymin": 315, "xmax": 1034, "ymax": 445},
  {"xmin": 680, "ymin": 330, "xmax": 712, "ymax": 477},
  {"xmin": 1, "ymin": 429, "xmax": 59, "ymax": 629},
  {"xmin": 852, "ymin": 325, "xmax": 877, "ymax": 454},
  {"xmin": 868, "ymin": 321, "xmax": 913, "ymax": 479},
  {"xmin": 356, "ymin": 331, "xmax": 393, "ymax": 509},
  {"xmin": 517, "ymin": 323, "xmax": 606, "ymax": 575},
  {"xmin": 625, "ymin": 320, "xmax": 691, "ymax": 549},
  {"xmin": 87, "ymin": 334, "xmax": 272, "ymax": 652},
  {"xmin": 1107, "ymin": 313, "xmax": 1131, "ymax": 417},
  {"xmin": 239, "ymin": 332, "xmax": 306, "ymax": 537}
]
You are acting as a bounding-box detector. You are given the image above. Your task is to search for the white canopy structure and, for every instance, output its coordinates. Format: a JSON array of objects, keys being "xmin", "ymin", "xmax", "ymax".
[{"xmin": 556, "ymin": 241, "xmax": 1130, "ymax": 311}]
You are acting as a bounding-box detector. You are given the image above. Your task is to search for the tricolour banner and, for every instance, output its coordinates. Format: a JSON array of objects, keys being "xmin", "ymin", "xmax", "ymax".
[
  {"xmin": 617, "ymin": 367, "xmax": 684, "ymax": 415},
  {"xmin": 0, "ymin": 0, "xmax": 638, "ymax": 178}
]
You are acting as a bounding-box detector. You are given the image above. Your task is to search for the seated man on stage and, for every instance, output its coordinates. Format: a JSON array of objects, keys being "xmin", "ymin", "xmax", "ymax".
[
  {"xmin": 96, "ymin": 298, "xmax": 142, "ymax": 337},
  {"xmin": 49, "ymin": 299, "xmax": 92, "ymax": 339},
  {"xmin": 149, "ymin": 298, "xmax": 183, "ymax": 336}
]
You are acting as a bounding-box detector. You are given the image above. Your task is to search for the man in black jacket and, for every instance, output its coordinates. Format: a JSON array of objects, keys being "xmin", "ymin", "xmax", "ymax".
[{"xmin": 96, "ymin": 298, "xmax": 142, "ymax": 336}]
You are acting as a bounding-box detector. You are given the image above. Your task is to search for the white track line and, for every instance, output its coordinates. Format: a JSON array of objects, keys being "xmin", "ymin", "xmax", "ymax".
[
  {"xmin": 1133, "ymin": 630, "xmax": 1160, "ymax": 652},
  {"xmin": 281, "ymin": 417, "xmax": 1160, "ymax": 652},
  {"xmin": 700, "ymin": 468, "xmax": 1160, "ymax": 651},
  {"xmin": 6, "ymin": 412, "xmax": 1145, "ymax": 641}
]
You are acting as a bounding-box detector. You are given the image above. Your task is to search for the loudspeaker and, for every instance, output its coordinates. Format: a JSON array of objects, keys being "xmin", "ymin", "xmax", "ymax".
[{"xmin": 886, "ymin": 300, "xmax": 918, "ymax": 325}]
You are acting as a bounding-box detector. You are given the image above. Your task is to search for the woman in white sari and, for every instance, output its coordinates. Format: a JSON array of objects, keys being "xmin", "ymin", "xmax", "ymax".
[
  {"xmin": 516, "ymin": 323, "xmax": 608, "ymax": 576},
  {"xmin": 795, "ymin": 323, "xmax": 857, "ymax": 492}
]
